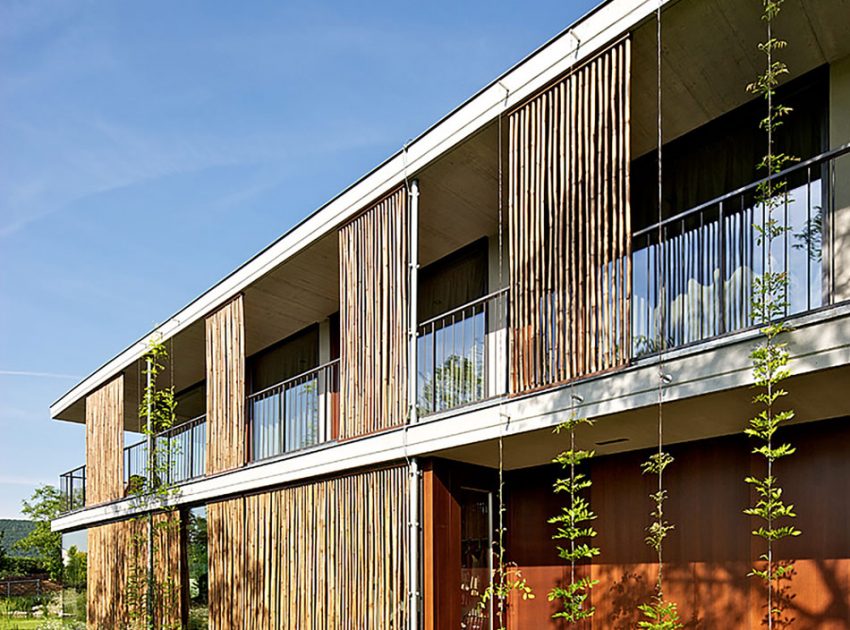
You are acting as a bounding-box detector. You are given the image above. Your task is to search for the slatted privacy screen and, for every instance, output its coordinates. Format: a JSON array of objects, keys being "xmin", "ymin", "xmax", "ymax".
[
  {"xmin": 205, "ymin": 295, "xmax": 246, "ymax": 474},
  {"xmin": 85, "ymin": 375, "xmax": 124, "ymax": 506},
  {"xmin": 87, "ymin": 512, "xmax": 183, "ymax": 630},
  {"xmin": 509, "ymin": 38, "xmax": 631, "ymax": 393},
  {"xmin": 338, "ymin": 187, "xmax": 409, "ymax": 439},
  {"xmin": 208, "ymin": 465, "xmax": 410, "ymax": 630}
]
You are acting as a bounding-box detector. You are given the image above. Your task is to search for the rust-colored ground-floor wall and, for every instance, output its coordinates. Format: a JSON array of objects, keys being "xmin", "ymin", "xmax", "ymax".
[
  {"xmin": 86, "ymin": 511, "xmax": 183, "ymax": 630},
  {"xmin": 504, "ymin": 415, "xmax": 850, "ymax": 629}
]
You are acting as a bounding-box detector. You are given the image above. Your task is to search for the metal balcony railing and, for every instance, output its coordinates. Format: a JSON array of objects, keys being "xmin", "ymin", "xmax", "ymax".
[
  {"xmin": 124, "ymin": 414, "xmax": 207, "ymax": 490},
  {"xmin": 59, "ymin": 465, "xmax": 86, "ymax": 513},
  {"xmin": 417, "ymin": 288, "xmax": 509, "ymax": 416},
  {"xmin": 247, "ymin": 359, "xmax": 340, "ymax": 462},
  {"xmin": 632, "ymin": 143, "xmax": 850, "ymax": 357}
]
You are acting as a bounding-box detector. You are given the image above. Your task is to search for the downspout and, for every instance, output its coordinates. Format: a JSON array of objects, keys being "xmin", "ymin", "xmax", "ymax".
[
  {"xmin": 408, "ymin": 178, "xmax": 420, "ymax": 428},
  {"xmin": 408, "ymin": 178, "xmax": 421, "ymax": 629},
  {"xmin": 145, "ymin": 355, "xmax": 154, "ymax": 630}
]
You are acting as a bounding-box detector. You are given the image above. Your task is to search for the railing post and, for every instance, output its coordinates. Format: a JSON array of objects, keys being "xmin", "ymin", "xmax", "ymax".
[{"xmin": 719, "ymin": 200, "xmax": 726, "ymax": 335}]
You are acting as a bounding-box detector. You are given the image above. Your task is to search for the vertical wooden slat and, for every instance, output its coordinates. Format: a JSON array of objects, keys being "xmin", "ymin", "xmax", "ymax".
[
  {"xmin": 206, "ymin": 466, "xmax": 409, "ymax": 629},
  {"xmin": 338, "ymin": 187, "xmax": 409, "ymax": 440},
  {"xmin": 85, "ymin": 375, "xmax": 124, "ymax": 506},
  {"xmin": 509, "ymin": 38, "xmax": 631, "ymax": 393},
  {"xmin": 87, "ymin": 512, "xmax": 183, "ymax": 630},
  {"xmin": 205, "ymin": 295, "xmax": 245, "ymax": 474}
]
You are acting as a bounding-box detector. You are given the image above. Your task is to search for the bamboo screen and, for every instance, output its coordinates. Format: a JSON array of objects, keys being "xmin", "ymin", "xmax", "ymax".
[
  {"xmin": 338, "ymin": 188, "xmax": 409, "ymax": 439},
  {"xmin": 85, "ymin": 375, "xmax": 124, "ymax": 506},
  {"xmin": 87, "ymin": 512, "xmax": 183, "ymax": 630},
  {"xmin": 208, "ymin": 465, "xmax": 409, "ymax": 629},
  {"xmin": 508, "ymin": 38, "xmax": 631, "ymax": 393},
  {"xmin": 206, "ymin": 295, "xmax": 246, "ymax": 474}
]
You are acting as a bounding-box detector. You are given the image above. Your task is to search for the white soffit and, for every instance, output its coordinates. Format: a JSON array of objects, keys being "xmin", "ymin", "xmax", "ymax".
[{"xmin": 50, "ymin": 0, "xmax": 665, "ymax": 420}]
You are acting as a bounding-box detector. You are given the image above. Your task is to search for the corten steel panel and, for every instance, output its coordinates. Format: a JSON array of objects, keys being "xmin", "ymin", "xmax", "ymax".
[
  {"xmin": 338, "ymin": 187, "xmax": 409, "ymax": 439},
  {"xmin": 499, "ymin": 417, "xmax": 850, "ymax": 628},
  {"xmin": 508, "ymin": 38, "xmax": 632, "ymax": 394},
  {"xmin": 85, "ymin": 374, "xmax": 124, "ymax": 506},
  {"xmin": 205, "ymin": 295, "xmax": 246, "ymax": 474}
]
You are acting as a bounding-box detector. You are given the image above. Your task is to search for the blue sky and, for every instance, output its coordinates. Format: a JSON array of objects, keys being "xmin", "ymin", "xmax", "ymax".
[{"xmin": 0, "ymin": 0, "xmax": 599, "ymax": 519}]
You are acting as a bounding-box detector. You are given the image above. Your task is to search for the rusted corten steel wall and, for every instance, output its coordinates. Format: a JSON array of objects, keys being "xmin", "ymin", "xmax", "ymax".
[{"xmin": 509, "ymin": 38, "xmax": 632, "ymax": 393}]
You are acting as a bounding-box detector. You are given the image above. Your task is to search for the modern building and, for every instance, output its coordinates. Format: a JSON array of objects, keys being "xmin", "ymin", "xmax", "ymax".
[{"xmin": 51, "ymin": 0, "xmax": 850, "ymax": 627}]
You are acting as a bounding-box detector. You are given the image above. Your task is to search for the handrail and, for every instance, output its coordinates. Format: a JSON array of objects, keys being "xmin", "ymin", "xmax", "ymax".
[
  {"xmin": 634, "ymin": 141, "xmax": 850, "ymax": 238},
  {"xmin": 247, "ymin": 358, "xmax": 341, "ymax": 400},
  {"xmin": 417, "ymin": 287, "xmax": 510, "ymax": 330},
  {"xmin": 158, "ymin": 413, "xmax": 206, "ymax": 440}
]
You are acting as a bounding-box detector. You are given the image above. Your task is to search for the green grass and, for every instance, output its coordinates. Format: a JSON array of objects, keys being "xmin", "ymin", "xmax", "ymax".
[{"xmin": 0, "ymin": 619, "xmax": 44, "ymax": 630}]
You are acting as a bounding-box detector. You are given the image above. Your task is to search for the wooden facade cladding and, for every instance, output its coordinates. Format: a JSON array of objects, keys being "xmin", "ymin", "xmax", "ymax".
[
  {"xmin": 87, "ymin": 512, "xmax": 183, "ymax": 630},
  {"xmin": 85, "ymin": 375, "xmax": 124, "ymax": 506},
  {"xmin": 208, "ymin": 465, "xmax": 409, "ymax": 630},
  {"xmin": 508, "ymin": 38, "xmax": 631, "ymax": 393},
  {"xmin": 338, "ymin": 187, "xmax": 409, "ymax": 439},
  {"xmin": 205, "ymin": 295, "xmax": 246, "ymax": 474}
]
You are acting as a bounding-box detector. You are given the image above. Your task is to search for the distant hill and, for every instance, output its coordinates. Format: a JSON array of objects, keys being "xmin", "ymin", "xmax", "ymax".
[{"xmin": 0, "ymin": 519, "xmax": 36, "ymax": 558}]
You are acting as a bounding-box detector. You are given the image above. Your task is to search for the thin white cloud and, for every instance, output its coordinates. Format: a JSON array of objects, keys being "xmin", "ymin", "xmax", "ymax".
[
  {"xmin": 0, "ymin": 370, "xmax": 79, "ymax": 379},
  {"xmin": 0, "ymin": 475, "xmax": 52, "ymax": 487}
]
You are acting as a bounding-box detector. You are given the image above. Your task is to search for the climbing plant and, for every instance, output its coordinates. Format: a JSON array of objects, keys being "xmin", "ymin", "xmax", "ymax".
[
  {"xmin": 126, "ymin": 338, "xmax": 182, "ymax": 630},
  {"xmin": 479, "ymin": 434, "xmax": 534, "ymax": 630},
  {"xmin": 744, "ymin": 1, "xmax": 801, "ymax": 628},
  {"xmin": 548, "ymin": 397, "xmax": 600, "ymax": 623},
  {"xmin": 637, "ymin": 4, "xmax": 682, "ymax": 627}
]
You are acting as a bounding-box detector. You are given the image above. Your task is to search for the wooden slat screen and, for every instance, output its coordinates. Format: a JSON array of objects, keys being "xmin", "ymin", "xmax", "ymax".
[
  {"xmin": 338, "ymin": 188, "xmax": 409, "ymax": 439},
  {"xmin": 87, "ymin": 512, "xmax": 183, "ymax": 630},
  {"xmin": 508, "ymin": 39, "xmax": 631, "ymax": 393},
  {"xmin": 85, "ymin": 375, "xmax": 124, "ymax": 506},
  {"xmin": 205, "ymin": 295, "xmax": 246, "ymax": 474},
  {"xmin": 208, "ymin": 465, "xmax": 409, "ymax": 629}
]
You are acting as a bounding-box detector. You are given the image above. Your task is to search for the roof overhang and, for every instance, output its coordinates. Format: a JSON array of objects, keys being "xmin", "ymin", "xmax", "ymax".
[{"xmin": 51, "ymin": 0, "xmax": 670, "ymax": 421}]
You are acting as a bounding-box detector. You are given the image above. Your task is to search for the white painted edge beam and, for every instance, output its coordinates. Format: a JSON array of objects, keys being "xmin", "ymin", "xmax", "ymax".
[
  {"xmin": 50, "ymin": 0, "xmax": 669, "ymax": 420},
  {"xmin": 52, "ymin": 305, "xmax": 850, "ymax": 532}
]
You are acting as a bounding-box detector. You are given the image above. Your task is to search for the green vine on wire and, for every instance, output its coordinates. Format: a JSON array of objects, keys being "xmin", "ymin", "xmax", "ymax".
[
  {"xmin": 479, "ymin": 433, "xmax": 534, "ymax": 630},
  {"xmin": 548, "ymin": 400, "xmax": 599, "ymax": 622},
  {"xmin": 745, "ymin": 2, "xmax": 801, "ymax": 628},
  {"xmin": 125, "ymin": 338, "xmax": 182, "ymax": 630},
  {"xmin": 637, "ymin": 444, "xmax": 681, "ymax": 629}
]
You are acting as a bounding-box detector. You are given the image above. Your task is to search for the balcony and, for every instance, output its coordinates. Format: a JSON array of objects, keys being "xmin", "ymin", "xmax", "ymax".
[
  {"xmin": 417, "ymin": 288, "xmax": 508, "ymax": 416},
  {"xmin": 57, "ymin": 141, "xmax": 849, "ymax": 514},
  {"xmin": 632, "ymin": 143, "xmax": 849, "ymax": 357},
  {"xmin": 246, "ymin": 359, "xmax": 340, "ymax": 462},
  {"xmin": 124, "ymin": 414, "xmax": 208, "ymax": 491},
  {"xmin": 59, "ymin": 464, "xmax": 86, "ymax": 513}
]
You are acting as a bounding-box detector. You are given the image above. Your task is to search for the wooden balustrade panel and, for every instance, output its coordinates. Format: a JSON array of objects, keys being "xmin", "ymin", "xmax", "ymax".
[
  {"xmin": 338, "ymin": 187, "xmax": 409, "ymax": 439},
  {"xmin": 508, "ymin": 38, "xmax": 631, "ymax": 393},
  {"xmin": 85, "ymin": 375, "xmax": 124, "ymax": 506},
  {"xmin": 205, "ymin": 295, "xmax": 246, "ymax": 474},
  {"xmin": 208, "ymin": 465, "xmax": 409, "ymax": 630},
  {"xmin": 87, "ymin": 512, "xmax": 183, "ymax": 630}
]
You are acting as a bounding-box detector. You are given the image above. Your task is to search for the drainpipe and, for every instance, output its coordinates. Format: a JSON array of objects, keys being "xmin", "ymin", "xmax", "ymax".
[
  {"xmin": 408, "ymin": 179, "xmax": 421, "ymax": 629},
  {"xmin": 408, "ymin": 178, "xmax": 420, "ymax": 427},
  {"xmin": 145, "ymin": 355, "xmax": 154, "ymax": 630},
  {"xmin": 408, "ymin": 457, "xmax": 421, "ymax": 630}
]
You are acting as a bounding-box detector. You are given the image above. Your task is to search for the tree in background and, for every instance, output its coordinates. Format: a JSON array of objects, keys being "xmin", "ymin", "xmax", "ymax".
[
  {"xmin": 0, "ymin": 530, "xmax": 8, "ymax": 576},
  {"xmin": 64, "ymin": 546, "xmax": 87, "ymax": 590},
  {"xmin": 16, "ymin": 485, "xmax": 64, "ymax": 581}
]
